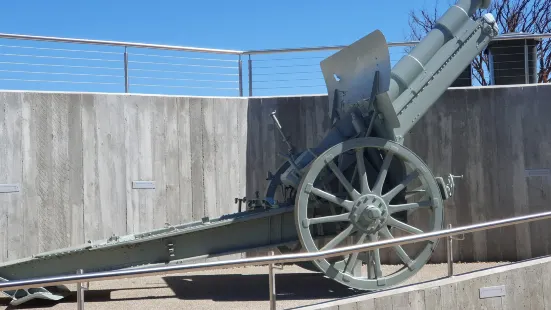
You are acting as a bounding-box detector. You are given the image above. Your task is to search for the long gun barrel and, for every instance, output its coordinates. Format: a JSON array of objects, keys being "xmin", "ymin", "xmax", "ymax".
[
  {"xmin": 390, "ymin": 0, "xmax": 498, "ymax": 138},
  {"xmin": 278, "ymin": 0, "xmax": 498, "ymax": 188},
  {"xmin": 388, "ymin": 0, "xmax": 491, "ymax": 103}
]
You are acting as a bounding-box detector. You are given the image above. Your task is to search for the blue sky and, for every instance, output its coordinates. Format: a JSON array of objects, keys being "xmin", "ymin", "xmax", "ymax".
[
  {"xmin": 0, "ymin": 0, "xmax": 449, "ymax": 49},
  {"xmin": 0, "ymin": 0, "xmax": 456, "ymax": 96}
]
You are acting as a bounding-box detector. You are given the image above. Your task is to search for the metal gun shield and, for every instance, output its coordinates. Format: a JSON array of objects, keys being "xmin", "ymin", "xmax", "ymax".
[{"xmin": 320, "ymin": 29, "xmax": 391, "ymax": 121}]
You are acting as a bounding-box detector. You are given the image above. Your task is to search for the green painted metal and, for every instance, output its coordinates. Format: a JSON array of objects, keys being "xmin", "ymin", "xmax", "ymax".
[
  {"xmin": 294, "ymin": 137, "xmax": 444, "ymax": 289},
  {"xmin": 392, "ymin": 13, "xmax": 499, "ymax": 138},
  {"xmin": 0, "ymin": 207, "xmax": 298, "ymax": 305},
  {"xmin": 264, "ymin": 0, "xmax": 498, "ymax": 294},
  {"xmin": 0, "ymin": 0, "xmax": 500, "ymax": 306}
]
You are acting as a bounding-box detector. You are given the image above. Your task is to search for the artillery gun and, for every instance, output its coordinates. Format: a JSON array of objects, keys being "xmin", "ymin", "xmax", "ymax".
[{"xmin": 0, "ymin": 0, "xmax": 498, "ymax": 306}]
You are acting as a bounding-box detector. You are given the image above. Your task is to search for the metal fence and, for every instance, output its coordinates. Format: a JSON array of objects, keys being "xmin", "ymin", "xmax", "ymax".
[
  {"xmin": 0, "ymin": 32, "xmax": 549, "ymax": 97},
  {"xmin": 0, "ymin": 33, "xmax": 243, "ymax": 97}
]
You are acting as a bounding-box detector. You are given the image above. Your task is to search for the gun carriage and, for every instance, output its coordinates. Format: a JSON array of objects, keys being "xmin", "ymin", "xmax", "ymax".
[{"xmin": 0, "ymin": 0, "xmax": 498, "ymax": 305}]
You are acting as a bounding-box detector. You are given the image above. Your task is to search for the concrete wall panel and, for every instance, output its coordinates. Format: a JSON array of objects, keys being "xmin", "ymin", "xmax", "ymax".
[{"xmin": 0, "ymin": 84, "xmax": 550, "ymax": 264}]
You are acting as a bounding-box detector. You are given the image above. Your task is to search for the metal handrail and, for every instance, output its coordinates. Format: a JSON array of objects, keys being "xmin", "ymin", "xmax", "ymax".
[
  {"xmin": 243, "ymin": 41, "xmax": 420, "ymax": 55},
  {"xmin": 0, "ymin": 33, "xmax": 244, "ymax": 55},
  {"xmin": 240, "ymin": 33, "xmax": 551, "ymax": 54},
  {"xmin": 0, "ymin": 32, "xmax": 549, "ymax": 56},
  {"xmin": 1, "ymin": 209, "xmax": 550, "ymax": 292}
]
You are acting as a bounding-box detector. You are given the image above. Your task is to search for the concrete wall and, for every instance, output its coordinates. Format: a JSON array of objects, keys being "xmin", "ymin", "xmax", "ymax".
[
  {"xmin": 246, "ymin": 84, "xmax": 551, "ymax": 264},
  {"xmin": 296, "ymin": 255, "xmax": 551, "ymax": 310},
  {"xmin": 406, "ymin": 84, "xmax": 551, "ymax": 263},
  {"xmin": 0, "ymin": 84, "xmax": 550, "ymax": 264},
  {"xmin": 0, "ymin": 92, "xmax": 249, "ymax": 262}
]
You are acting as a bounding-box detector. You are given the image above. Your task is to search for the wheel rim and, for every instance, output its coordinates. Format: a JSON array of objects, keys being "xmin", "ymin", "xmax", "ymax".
[
  {"xmin": 295, "ymin": 137, "xmax": 444, "ymax": 290},
  {"xmin": 266, "ymin": 157, "xmax": 341, "ymax": 267}
]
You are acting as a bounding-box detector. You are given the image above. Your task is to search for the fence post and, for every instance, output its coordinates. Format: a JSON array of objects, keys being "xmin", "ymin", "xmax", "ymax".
[
  {"xmin": 447, "ymin": 224, "xmax": 453, "ymax": 277},
  {"xmin": 248, "ymin": 54, "xmax": 253, "ymax": 96},
  {"xmin": 268, "ymin": 251, "xmax": 276, "ymax": 310},
  {"xmin": 124, "ymin": 46, "xmax": 129, "ymax": 93},
  {"xmin": 238, "ymin": 55, "xmax": 243, "ymax": 97},
  {"xmin": 76, "ymin": 269, "xmax": 85, "ymax": 310}
]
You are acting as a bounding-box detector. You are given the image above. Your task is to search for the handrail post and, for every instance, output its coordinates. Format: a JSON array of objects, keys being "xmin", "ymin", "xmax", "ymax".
[
  {"xmin": 124, "ymin": 46, "xmax": 129, "ymax": 93},
  {"xmin": 268, "ymin": 250, "xmax": 276, "ymax": 310},
  {"xmin": 238, "ymin": 55, "xmax": 243, "ymax": 96},
  {"xmin": 248, "ymin": 54, "xmax": 253, "ymax": 96},
  {"xmin": 447, "ymin": 224, "xmax": 453, "ymax": 277},
  {"xmin": 76, "ymin": 269, "xmax": 85, "ymax": 310}
]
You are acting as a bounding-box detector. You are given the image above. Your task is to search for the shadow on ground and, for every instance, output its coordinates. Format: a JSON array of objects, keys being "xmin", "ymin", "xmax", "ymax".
[
  {"xmin": 0, "ymin": 273, "xmax": 361, "ymax": 309},
  {"xmin": 0, "ymin": 260, "xmax": 523, "ymax": 309},
  {"xmin": 163, "ymin": 273, "xmax": 360, "ymax": 301},
  {"xmin": 0, "ymin": 286, "xmax": 169, "ymax": 309}
]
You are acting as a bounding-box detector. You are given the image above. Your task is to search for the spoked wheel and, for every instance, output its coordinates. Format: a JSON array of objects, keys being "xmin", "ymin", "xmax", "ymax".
[
  {"xmin": 265, "ymin": 158, "xmax": 341, "ymax": 271},
  {"xmin": 295, "ymin": 137, "xmax": 444, "ymax": 290}
]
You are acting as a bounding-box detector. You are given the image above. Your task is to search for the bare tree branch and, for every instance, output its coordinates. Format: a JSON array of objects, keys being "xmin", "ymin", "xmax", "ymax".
[{"xmin": 406, "ymin": 0, "xmax": 551, "ymax": 84}]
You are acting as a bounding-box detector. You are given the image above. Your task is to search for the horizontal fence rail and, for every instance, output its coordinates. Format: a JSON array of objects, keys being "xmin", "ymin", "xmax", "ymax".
[
  {"xmin": 0, "ymin": 33, "xmax": 244, "ymax": 54},
  {"xmin": 0, "ymin": 209, "xmax": 551, "ymax": 292},
  {"xmin": 0, "ymin": 32, "xmax": 549, "ymax": 97}
]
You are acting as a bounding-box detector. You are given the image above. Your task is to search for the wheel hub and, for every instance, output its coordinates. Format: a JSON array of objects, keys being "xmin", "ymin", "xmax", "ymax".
[{"xmin": 349, "ymin": 194, "xmax": 388, "ymax": 234}]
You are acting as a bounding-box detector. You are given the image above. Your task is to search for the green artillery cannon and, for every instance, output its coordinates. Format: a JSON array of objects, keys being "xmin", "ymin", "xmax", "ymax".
[{"xmin": 0, "ymin": 0, "xmax": 498, "ymax": 305}]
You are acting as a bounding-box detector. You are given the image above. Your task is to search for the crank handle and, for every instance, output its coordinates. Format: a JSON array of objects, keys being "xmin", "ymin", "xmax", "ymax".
[
  {"xmin": 448, "ymin": 174, "xmax": 464, "ymax": 187},
  {"xmin": 270, "ymin": 111, "xmax": 283, "ymax": 130}
]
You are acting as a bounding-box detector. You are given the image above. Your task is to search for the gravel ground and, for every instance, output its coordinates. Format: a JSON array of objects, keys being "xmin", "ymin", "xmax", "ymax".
[{"xmin": 0, "ymin": 262, "xmax": 509, "ymax": 310}]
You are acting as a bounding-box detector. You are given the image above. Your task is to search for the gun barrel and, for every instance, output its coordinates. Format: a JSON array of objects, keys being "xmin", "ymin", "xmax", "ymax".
[
  {"xmin": 387, "ymin": 0, "xmax": 491, "ymax": 103},
  {"xmin": 278, "ymin": 0, "xmax": 497, "ymax": 189}
]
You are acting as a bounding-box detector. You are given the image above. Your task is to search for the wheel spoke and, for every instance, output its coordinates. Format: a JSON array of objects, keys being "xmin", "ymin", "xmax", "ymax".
[
  {"xmin": 387, "ymin": 217, "xmax": 424, "ymax": 234},
  {"xmin": 356, "ymin": 148, "xmax": 371, "ymax": 194},
  {"xmin": 367, "ymin": 251, "xmax": 375, "ymax": 279},
  {"xmin": 380, "ymin": 227, "xmax": 414, "ymax": 267},
  {"xmin": 369, "ymin": 233, "xmax": 382, "ymax": 278},
  {"xmin": 321, "ymin": 224, "xmax": 355, "ymax": 251},
  {"xmin": 389, "ymin": 200, "xmax": 432, "ymax": 214},
  {"xmin": 328, "ymin": 204, "xmax": 343, "ymax": 231},
  {"xmin": 349, "ymin": 161, "xmax": 358, "ymax": 188},
  {"xmin": 373, "ymin": 150, "xmax": 394, "ymax": 195},
  {"xmin": 307, "ymin": 213, "xmax": 350, "ymax": 226},
  {"xmin": 326, "ymin": 160, "xmax": 361, "ymax": 200},
  {"xmin": 383, "ymin": 170, "xmax": 419, "ymax": 203},
  {"xmin": 393, "ymin": 245, "xmax": 414, "ymax": 268},
  {"xmin": 309, "ymin": 187, "xmax": 354, "ymax": 211},
  {"xmin": 344, "ymin": 233, "xmax": 367, "ymax": 275},
  {"xmin": 405, "ymin": 187, "xmax": 426, "ymax": 200}
]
